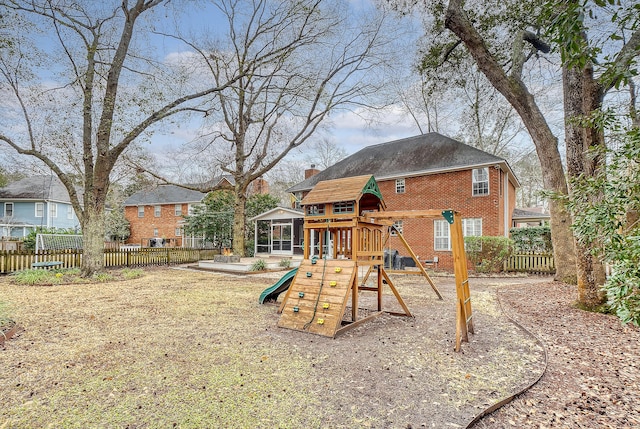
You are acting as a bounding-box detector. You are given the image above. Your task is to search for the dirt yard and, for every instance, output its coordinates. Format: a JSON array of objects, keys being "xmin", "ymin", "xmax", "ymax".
[{"xmin": 0, "ymin": 267, "xmax": 637, "ymax": 428}]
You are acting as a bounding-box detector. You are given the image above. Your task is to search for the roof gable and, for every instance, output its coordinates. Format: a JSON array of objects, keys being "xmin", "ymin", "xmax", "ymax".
[
  {"xmin": 288, "ymin": 132, "xmax": 511, "ymax": 193},
  {"xmin": 301, "ymin": 175, "xmax": 384, "ymax": 209}
]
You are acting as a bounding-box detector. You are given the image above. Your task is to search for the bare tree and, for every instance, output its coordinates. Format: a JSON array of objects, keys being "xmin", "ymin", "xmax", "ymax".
[
  {"xmin": 303, "ymin": 137, "xmax": 349, "ymax": 170},
  {"xmin": 0, "ymin": 0, "xmax": 241, "ymax": 276},
  {"xmin": 164, "ymin": 0, "xmax": 402, "ymax": 255}
]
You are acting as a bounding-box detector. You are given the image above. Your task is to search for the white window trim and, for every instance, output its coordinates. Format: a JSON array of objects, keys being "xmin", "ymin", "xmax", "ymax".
[
  {"xmin": 67, "ymin": 205, "xmax": 74, "ymax": 220},
  {"xmin": 434, "ymin": 219, "xmax": 451, "ymax": 251},
  {"xmin": 463, "ymin": 218, "xmax": 483, "ymax": 237},
  {"xmin": 35, "ymin": 202, "xmax": 44, "ymax": 218},
  {"xmin": 395, "ymin": 178, "xmax": 405, "ymax": 194},
  {"xmin": 153, "ymin": 228, "xmax": 159, "ymax": 237},
  {"xmin": 175, "ymin": 204, "xmax": 182, "ymax": 216},
  {"xmin": 390, "ymin": 220, "xmax": 403, "ymax": 236},
  {"xmin": 138, "ymin": 206, "xmax": 144, "ymax": 218},
  {"xmin": 50, "ymin": 203, "xmax": 58, "ymax": 218},
  {"xmin": 154, "ymin": 205, "xmax": 161, "ymax": 217},
  {"xmin": 4, "ymin": 202, "xmax": 13, "ymax": 217},
  {"xmin": 472, "ymin": 168, "xmax": 489, "ymax": 196},
  {"xmin": 434, "ymin": 218, "xmax": 483, "ymax": 251},
  {"xmin": 175, "ymin": 228, "xmax": 182, "ymax": 236}
]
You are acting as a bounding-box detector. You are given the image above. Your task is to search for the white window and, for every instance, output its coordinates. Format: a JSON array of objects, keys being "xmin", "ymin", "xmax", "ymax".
[
  {"xmin": 434, "ymin": 218, "xmax": 483, "ymax": 251},
  {"xmin": 395, "ymin": 178, "xmax": 405, "ymax": 194},
  {"xmin": 153, "ymin": 228, "xmax": 159, "ymax": 237},
  {"xmin": 4, "ymin": 202, "xmax": 13, "ymax": 217},
  {"xmin": 35, "ymin": 202, "xmax": 44, "ymax": 218},
  {"xmin": 50, "ymin": 203, "xmax": 57, "ymax": 218},
  {"xmin": 138, "ymin": 206, "xmax": 144, "ymax": 218},
  {"xmin": 67, "ymin": 206, "xmax": 74, "ymax": 219},
  {"xmin": 187, "ymin": 204, "xmax": 196, "ymax": 216},
  {"xmin": 175, "ymin": 228, "xmax": 182, "ymax": 236},
  {"xmin": 472, "ymin": 168, "xmax": 489, "ymax": 196},
  {"xmin": 390, "ymin": 220, "xmax": 403, "ymax": 236},
  {"xmin": 154, "ymin": 205, "xmax": 161, "ymax": 217},
  {"xmin": 434, "ymin": 219, "xmax": 450, "ymax": 251},
  {"xmin": 463, "ymin": 218, "xmax": 483, "ymax": 237},
  {"xmin": 175, "ymin": 204, "xmax": 182, "ymax": 216}
]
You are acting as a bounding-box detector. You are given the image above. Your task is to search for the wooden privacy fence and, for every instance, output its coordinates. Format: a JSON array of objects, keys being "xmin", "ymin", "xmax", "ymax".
[
  {"xmin": 0, "ymin": 248, "xmax": 218, "ymax": 274},
  {"xmin": 504, "ymin": 253, "xmax": 555, "ymax": 274}
]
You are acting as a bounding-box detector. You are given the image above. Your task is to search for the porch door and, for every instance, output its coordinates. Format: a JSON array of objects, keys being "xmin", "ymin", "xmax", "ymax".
[{"xmin": 271, "ymin": 223, "xmax": 293, "ymax": 255}]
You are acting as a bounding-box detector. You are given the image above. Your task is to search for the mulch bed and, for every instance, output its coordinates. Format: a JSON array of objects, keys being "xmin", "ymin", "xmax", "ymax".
[{"xmin": 473, "ymin": 281, "xmax": 640, "ymax": 429}]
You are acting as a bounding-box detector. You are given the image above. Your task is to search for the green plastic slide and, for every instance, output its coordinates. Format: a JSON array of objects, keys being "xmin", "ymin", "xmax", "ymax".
[{"xmin": 258, "ymin": 268, "xmax": 298, "ymax": 304}]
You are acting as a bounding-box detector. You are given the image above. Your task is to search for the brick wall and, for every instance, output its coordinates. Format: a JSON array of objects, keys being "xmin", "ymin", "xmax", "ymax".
[
  {"xmin": 125, "ymin": 203, "xmax": 189, "ymax": 246},
  {"xmin": 378, "ymin": 167, "xmax": 510, "ymax": 270}
]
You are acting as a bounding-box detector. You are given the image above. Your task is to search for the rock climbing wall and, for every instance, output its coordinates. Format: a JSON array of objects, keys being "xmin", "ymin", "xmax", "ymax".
[{"xmin": 277, "ymin": 259, "xmax": 357, "ymax": 337}]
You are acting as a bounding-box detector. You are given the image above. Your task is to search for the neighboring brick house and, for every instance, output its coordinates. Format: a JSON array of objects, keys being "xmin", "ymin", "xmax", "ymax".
[
  {"xmin": 124, "ymin": 176, "xmax": 271, "ymax": 247},
  {"xmin": 123, "ymin": 185, "xmax": 206, "ymax": 247},
  {"xmin": 0, "ymin": 175, "xmax": 81, "ymax": 238},
  {"xmin": 253, "ymin": 132, "xmax": 520, "ymax": 271}
]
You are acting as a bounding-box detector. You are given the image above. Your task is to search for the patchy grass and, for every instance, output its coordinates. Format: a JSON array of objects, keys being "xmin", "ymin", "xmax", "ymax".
[
  {"xmin": 10, "ymin": 268, "xmax": 144, "ymax": 286},
  {"xmin": 0, "ymin": 269, "xmax": 546, "ymax": 428},
  {"xmin": 0, "ymin": 300, "xmax": 12, "ymax": 326}
]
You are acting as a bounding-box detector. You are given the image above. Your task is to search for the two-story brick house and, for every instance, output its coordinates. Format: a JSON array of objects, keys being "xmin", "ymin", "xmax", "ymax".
[
  {"xmin": 124, "ymin": 176, "xmax": 271, "ymax": 247},
  {"xmin": 0, "ymin": 175, "xmax": 80, "ymax": 238},
  {"xmin": 252, "ymin": 132, "xmax": 519, "ymax": 270},
  {"xmin": 123, "ymin": 185, "xmax": 207, "ymax": 247}
]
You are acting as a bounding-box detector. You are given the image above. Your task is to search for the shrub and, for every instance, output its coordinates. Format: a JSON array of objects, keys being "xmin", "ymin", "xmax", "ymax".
[
  {"xmin": 250, "ymin": 259, "xmax": 267, "ymax": 271},
  {"xmin": 279, "ymin": 258, "xmax": 291, "ymax": 269},
  {"xmin": 244, "ymin": 240, "xmax": 255, "ymax": 257},
  {"xmin": 12, "ymin": 269, "xmax": 60, "ymax": 285},
  {"xmin": 509, "ymin": 226, "xmax": 552, "ymax": 253},
  {"xmin": 464, "ymin": 236, "xmax": 513, "ymax": 273}
]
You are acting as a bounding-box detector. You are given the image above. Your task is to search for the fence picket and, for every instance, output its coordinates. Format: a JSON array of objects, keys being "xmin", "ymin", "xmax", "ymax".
[
  {"xmin": 504, "ymin": 253, "xmax": 555, "ymax": 274},
  {"xmin": 0, "ymin": 248, "xmax": 219, "ymax": 274}
]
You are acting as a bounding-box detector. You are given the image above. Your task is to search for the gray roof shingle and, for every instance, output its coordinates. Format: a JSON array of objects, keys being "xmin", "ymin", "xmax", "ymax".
[
  {"xmin": 123, "ymin": 184, "xmax": 206, "ymax": 206},
  {"xmin": 287, "ymin": 132, "xmax": 510, "ymax": 192},
  {"xmin": 0, "ymin": 175, "xmax": 73, "ymax": 202}
]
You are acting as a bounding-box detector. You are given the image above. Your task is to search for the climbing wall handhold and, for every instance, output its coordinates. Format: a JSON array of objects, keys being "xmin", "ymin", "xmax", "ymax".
[
  {"xmin": 293, "ymin": 306, "xmax": 299, "ymax": 313},
  {"xmin": 306, "ymin": 272, "xmax": 312, "ymax": 277},
  {"xmin": 298, "ymin": 292, "xmax": 305, "ymax": 298},
  {"xmin": 322, "ymin": 303, "xmax": 330, "ymax": 309},
  {"xmin": 317, "ymin": 318, "xmax": 325, "ymax": 325},
  {"xmin": 329, "ymin": 281, "xmax": 337, "ymax": 287},
  {"xmin": 335, "ymin": 267, "xmax": 342, "ymax": 273}
]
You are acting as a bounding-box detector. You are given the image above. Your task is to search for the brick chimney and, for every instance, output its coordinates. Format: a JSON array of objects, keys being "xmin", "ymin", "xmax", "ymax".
[
  {"xmin": 248, "ymin": 177, "xmax": 269, "ymax": 195},
  {"xmin": 304, "ymin": 164, "xmax": 321, "ymax": 179}
]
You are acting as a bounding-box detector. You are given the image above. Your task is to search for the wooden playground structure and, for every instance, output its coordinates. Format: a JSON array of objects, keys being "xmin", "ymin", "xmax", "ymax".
[{"xmin": 276, "ymin": 175, "xmax": 474, "ymax": 351}]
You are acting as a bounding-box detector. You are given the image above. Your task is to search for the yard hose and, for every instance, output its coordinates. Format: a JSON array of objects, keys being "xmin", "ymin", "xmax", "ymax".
[{"xmin": 465, "ymin": 286, "xmax": 549, "ymax": 428}]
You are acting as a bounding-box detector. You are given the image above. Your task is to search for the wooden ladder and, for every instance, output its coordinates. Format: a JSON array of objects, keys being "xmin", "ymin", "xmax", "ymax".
[{"xmin": 443, "ymin": 210, "xmax": 474, "ymax": 352}]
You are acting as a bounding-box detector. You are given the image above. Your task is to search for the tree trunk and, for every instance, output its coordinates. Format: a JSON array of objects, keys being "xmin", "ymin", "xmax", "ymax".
[
  {"xmin": 80, "ymin": 205, "xmax": 106, "ymax": 277},
  {"xmin": 563, "ymin": 65, "xmax": 607, "ymax": 307},
  {"xmin": 232, "ymin": 188, "xmax": 247, "ymax": 257},
  {"xmin": 445, "ymin": 0, "xmax": 577, "ymax": 283}
]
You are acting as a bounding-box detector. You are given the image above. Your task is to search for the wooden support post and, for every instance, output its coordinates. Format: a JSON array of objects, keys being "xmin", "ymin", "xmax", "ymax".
[
  {"xmin": 377, "ymin": 264, "xmax": 383, "ymax": 311},
  {"xmin": 380, "ymin": 268, "xmax": 412, "ymax": 317},
  {"xmin": 443, "ymin": 210, "xmax": 474, "ymax": 352},
  {"xmin": 351, "ymin": 273, "xmax": 358, "ymax": 322},
  {"xmin": 392, "ymin": 225, "xmax": 443, "ymax": 300},
  {"xmin": 303, "ymin": 227, "xmax": 310, "ymax": 259}
]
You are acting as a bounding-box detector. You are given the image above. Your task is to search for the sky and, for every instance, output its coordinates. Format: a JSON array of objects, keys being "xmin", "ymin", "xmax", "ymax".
[{"xmin": 141, "ymin": 0, "xmax": 429, "ymax": 160}]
